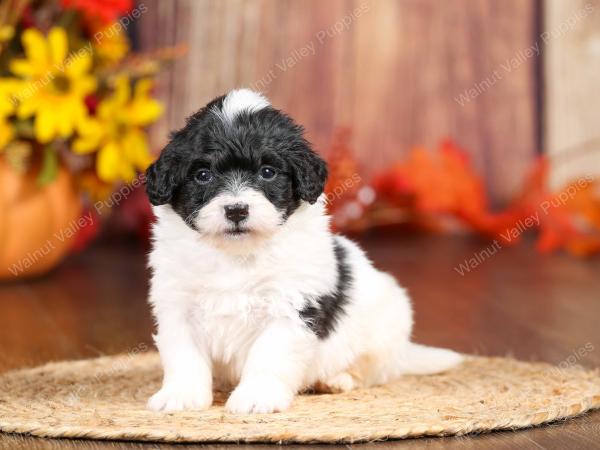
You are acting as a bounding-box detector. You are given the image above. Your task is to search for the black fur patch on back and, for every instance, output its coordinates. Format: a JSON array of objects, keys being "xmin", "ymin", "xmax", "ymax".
[{"xmin": 299, "ymin": 238, "xmax": 352, "ymax": 339}]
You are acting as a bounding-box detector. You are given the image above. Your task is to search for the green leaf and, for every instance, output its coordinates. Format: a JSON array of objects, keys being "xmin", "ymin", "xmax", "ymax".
[{"xmin": 37, "ymin": 146, "xmax": 58, "ymax": 186}]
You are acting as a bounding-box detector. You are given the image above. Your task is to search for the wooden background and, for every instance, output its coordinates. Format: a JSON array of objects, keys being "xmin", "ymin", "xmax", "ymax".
[
  {"xmin": 545, "ymin": 0, "xmax": 600, "ymax": 189},
  {"xmin": 137, "ymin": 0, "xmax": 598, "ymax": 203}
]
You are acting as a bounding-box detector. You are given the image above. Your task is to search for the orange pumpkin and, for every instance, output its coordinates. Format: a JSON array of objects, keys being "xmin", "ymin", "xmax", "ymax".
[{"xmin": 0, "ymin": 159, "xmax": 81, "ymax": 279}]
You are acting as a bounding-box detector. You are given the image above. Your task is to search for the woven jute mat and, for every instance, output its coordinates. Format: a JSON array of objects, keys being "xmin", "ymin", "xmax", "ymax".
[{"xmin": 1, "ymin": 352, "xmax": 599, "ymax": 444}]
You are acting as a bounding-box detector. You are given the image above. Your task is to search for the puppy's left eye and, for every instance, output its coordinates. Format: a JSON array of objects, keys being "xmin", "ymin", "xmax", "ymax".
[
  {"xmin": 259, "ymin": 166, "xmax": 277, "ymax": 180},
  {"xmin": 195, "ymin": 168, "xmax": 213, "ymax": 184}
]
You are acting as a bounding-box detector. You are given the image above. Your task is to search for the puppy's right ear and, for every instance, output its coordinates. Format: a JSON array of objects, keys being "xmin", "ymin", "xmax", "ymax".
[{"xmin": 145, "ymin": 142, "xmax": 189, "ymax": 206}]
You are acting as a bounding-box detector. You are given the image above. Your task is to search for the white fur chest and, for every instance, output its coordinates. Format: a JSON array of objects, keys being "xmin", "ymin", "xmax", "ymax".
[
  {"xmin": 149, "ymin": 203, "xmax": 337, "ymax": 380},
  {"xmin": 186, "ymin": 264, "xmax": 305, "ymax": 366},
  {"xmin": 149, "ymin": 204, "xmax": 337, "ymax": 372},
  {"xmin": 156, "ymin": 246, "xmax": 299, "ymax": 356}
]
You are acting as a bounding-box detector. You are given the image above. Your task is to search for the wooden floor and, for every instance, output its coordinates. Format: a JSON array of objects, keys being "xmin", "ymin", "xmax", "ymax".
[{"xmin": 0, "ymin": 233, "xmax": 599, "ymax": 449}]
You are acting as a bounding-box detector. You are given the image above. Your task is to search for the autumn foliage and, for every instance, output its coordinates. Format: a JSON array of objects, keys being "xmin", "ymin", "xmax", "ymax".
[{"xmin": 326, "ymin": 133, "xmax": 600, "ymax": 256}]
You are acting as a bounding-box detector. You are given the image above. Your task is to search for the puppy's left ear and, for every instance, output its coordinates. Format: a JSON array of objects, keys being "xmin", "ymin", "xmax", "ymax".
[
  {"xmin": 289, "ymin": 142, "xmax": 328, "ymax": 204},
  {"xmin": 145, "ymin": 141, "xmax": 190, "ymax": 206}
]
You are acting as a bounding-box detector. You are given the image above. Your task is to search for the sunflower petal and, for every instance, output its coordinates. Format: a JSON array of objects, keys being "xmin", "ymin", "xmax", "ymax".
[
  {"xmin": 74, "ymin": 118, "xmax": 104, "ymax": 153},
  {"xmin": 35, "ymin": 108, "xmax": 57, "ymax": 143},
  {"xmin": 48, "ymin": 27, "xmax": 68, "ymax": 67},
  {"xmin": 17, "ymin": 96, "xmax": 39, "ymax": 119},
  {"xmin": 70, "ymin": 74, "xmax": 97, "ymax": 96},
  {"xmin": 129, "ymin": 98, "xmax": 162, "ymax": 126},
  {"xmin": 98, "ymin": 142, "xmax": 121, "ymax": 181},
  {"xmin": 21, "ymin": 28, "xmax": 49, "ymax": 75},
  {"xmin": 113, "ymin": 75, "xmax": 131, "ymax": 104},
  {"xmin": 98, "ymin": 141, "xmax": 135, "ymax": 182},
  {"xmin": 65, "ymin": 51, "xmax": 93, "ymax": 77},
  {"xmin": 9, "ymin": 59, "xmax": 36, "ymax": 78},
  {"xmin": 123, "ymin": 128, "xmax": 153, "ymax": 170},
  {"xmin": 57, "ymin": 101, "xmax": 76, "ymax": 138}
]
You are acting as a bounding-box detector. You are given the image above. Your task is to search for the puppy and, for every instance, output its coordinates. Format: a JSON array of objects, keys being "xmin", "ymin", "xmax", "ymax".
[{"xmin": 145, "ymin": 89, "xmax": 463, "ymax": 414}]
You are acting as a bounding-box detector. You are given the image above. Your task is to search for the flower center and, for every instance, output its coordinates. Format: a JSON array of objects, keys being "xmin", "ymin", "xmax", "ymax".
[{"xmin": 53, "ymin": 75, "xmax": 71, "ymax": 93}]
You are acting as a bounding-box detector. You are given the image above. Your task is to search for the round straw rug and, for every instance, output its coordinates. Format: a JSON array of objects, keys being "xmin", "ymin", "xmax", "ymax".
[{"xmin": 0, "ymin": 352, "xmax": 599, "ymax": 444}]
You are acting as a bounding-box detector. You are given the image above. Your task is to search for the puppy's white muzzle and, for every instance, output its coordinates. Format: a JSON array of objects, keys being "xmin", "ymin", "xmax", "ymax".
[{"xmin": 194, "ymin": 188, "xmax": 283, "ymax": 238}]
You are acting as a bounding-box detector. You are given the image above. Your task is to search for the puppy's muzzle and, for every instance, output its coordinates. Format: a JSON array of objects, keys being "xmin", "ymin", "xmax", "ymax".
[{"xmin": 224, "ymin": 203, "xmax": 249, "ymax": 225}]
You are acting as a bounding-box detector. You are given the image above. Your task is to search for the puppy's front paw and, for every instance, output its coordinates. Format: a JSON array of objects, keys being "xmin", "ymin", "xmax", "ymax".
[
  {"xmin": 147, "ymin": 381, "xmax": 212, "ymax": 412},
  {"xmin": 226, "ymin": 377, "xmax": 294, "ymax": 414},
  {"xmin": 316, "ymin": 371, "xmax": 357, "ymax": 393}
]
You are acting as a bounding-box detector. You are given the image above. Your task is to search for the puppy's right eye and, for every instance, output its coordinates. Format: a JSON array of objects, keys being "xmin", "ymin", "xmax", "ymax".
[{"xmin": 195, "ymin": 169, "xmax": 213, "ymax": 184}]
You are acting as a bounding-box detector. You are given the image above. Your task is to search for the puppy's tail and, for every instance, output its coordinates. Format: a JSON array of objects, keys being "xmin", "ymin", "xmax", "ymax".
[{"xmin": 395, "ymin": 342, "xmax": 464, "ymax": 375}]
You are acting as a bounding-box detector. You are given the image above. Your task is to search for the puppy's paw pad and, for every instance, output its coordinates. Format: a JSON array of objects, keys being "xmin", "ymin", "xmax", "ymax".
[
  {"xmin": 226, "ymin": 378, "xmax": 293, "ymax": 414},
  {"xmin": 147, "ymin": 383, "xmax": 212, "ymax": 412}
]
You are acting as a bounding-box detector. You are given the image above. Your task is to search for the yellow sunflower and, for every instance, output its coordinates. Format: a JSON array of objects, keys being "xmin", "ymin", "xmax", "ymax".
[
  {"xmin": 74, "ymin": 76, "xmax": 162, "ymax": 182},
  {"xmin": 9, "ymin": 27, "xmax": 97, "ymax": 143}
]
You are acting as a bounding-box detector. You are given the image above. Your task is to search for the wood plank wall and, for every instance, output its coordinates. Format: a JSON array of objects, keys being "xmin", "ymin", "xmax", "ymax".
[
  {"xmin": 545, "ymin": 0, "xmax": 600, "ymax": 189},
  {"xmin": 138, "ymin": 0, "xmax": 540, "ymax": 203}
]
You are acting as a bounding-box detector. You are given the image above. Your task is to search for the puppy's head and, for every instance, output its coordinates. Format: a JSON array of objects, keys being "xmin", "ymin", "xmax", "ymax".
[{"xmin": 146, "ymin": 89, "xmax": 328, "ymax": 245}]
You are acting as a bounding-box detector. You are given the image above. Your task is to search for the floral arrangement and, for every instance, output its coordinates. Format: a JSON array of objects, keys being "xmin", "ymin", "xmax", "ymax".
[
  {"xmin": 326, "ymin": 131, "xmax": 600, "ymax": 256},
  {"xmin": 0, "ymin": 0, "xmax": 177, "ymax": 196},
  {"xmin": 1, "ymin": 0, "xmax": 597, "ymax": 269}
]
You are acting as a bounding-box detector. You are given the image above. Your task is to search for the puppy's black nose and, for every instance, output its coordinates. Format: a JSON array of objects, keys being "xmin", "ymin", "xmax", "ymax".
[{"xmin": 224, "ymin": 203, "xmax": 249, "ymax": 224}]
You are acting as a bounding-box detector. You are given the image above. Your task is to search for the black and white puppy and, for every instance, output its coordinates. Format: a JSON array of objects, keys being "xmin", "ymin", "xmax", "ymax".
[{"xmin": 145, "ymin": 89, "xmax": 463, "ymax": 414}]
